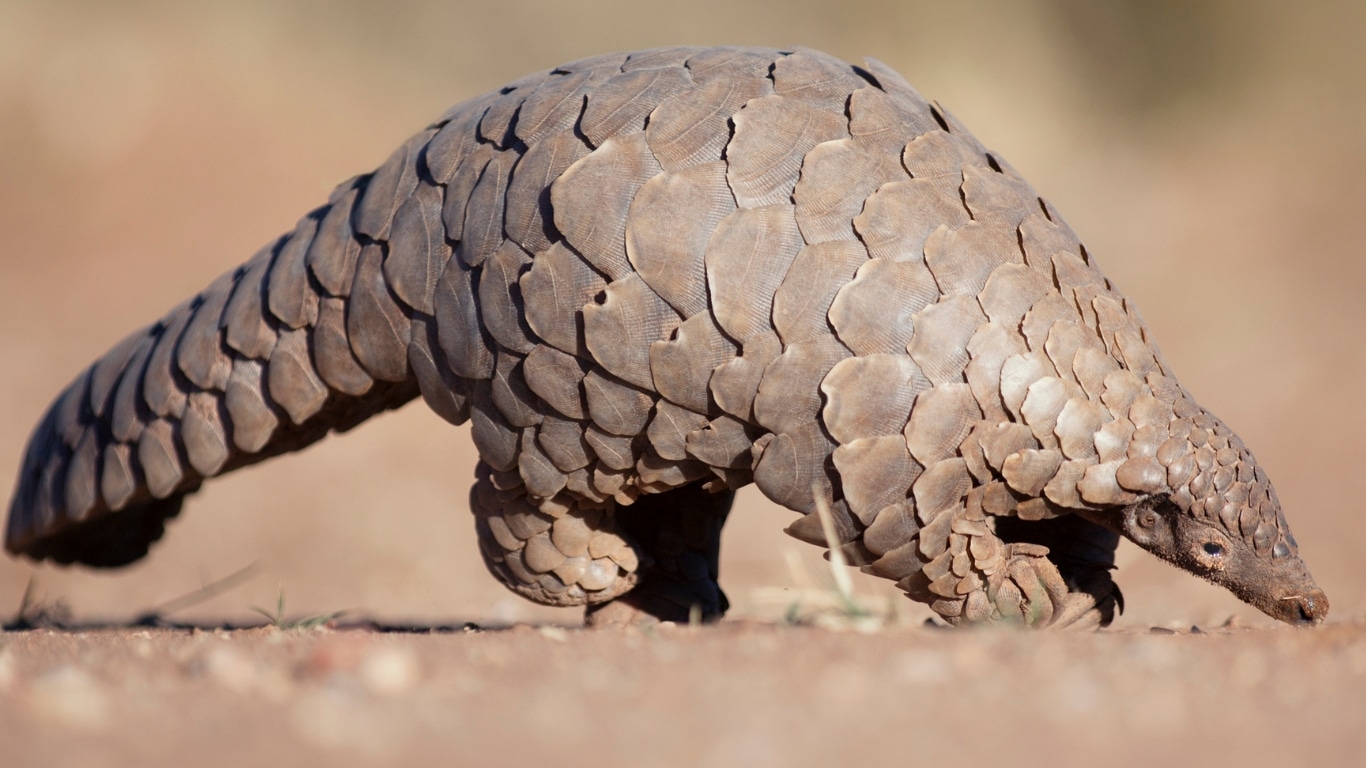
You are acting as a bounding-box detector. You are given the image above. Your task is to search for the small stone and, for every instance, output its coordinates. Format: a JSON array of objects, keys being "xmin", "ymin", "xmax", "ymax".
[
  {"xmin": 358, "ymin": 647, "xmax": 419, "ymax": 696},
  {"xmin": 28, "ymin": 665, "xmax": 109, "ymax": 731}
]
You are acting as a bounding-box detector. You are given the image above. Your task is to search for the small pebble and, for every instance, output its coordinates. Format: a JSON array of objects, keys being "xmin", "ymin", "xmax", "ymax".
[
  {"xmin": 538, "ymin": 626, "xmax": 569, "ymax": 642},
  {"xmin": 358, "ymin": 647, "xmax": 419, "ymax": 696},
  {"xmin": 28, "ymin": 666, "xmax": 108, "ymax": 731}
]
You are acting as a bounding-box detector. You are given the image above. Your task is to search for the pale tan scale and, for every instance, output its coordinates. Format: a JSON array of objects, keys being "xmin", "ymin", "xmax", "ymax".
[
  {"xmin": 752, "ymin": 421, "xmax": 838, "ymax": 515},
  {"xmin": 923, "ymin": 222, "xmax": 1021, "ymax": 298},
  {"xmin": 99, "ymin": 444, "xmax": 137, "ymax": 512},
  {"xmin": 771, "ymin": 49, "xmax": 869, "ymax": 112},
  {"xmin": 424, "ymin": 94, "xmax": 492, "ymax": 183},
  {"xmin": 457, "ymin": 150, "xmax": 517, "ymax": 270},
  {"xmin": 977, "ymin": 263, "xmax": 1052, "ymax": 330},
  {"xmin": 913, "ymin": 460, "xmax": 972, "ymax": 526},
  {"xmin": 846, "ymin": 85, "xmax": 938, "ymax": 154},
  {"xmin": 1021, "ymin": 293, "xmax": 1083, "ymax": 352},
  {"xmin": 582, "ymin": 273, "xmax": 681, "ymax": 391},
  {"xmin": 136, "ymin": 419, "xmax": 183, "ymax": 500},
  {"xmin": 854, "ymin": 179, "xmax": 969, "ymax": 262},
  {"xmin": 440, "ymin": 144, "xmax": 494, "ymax": 243},
  {"xmin": 518, "ymin": 428, "xmax": 568, "ymax": 500},
  {"xmin": 583, "ymin": 425, "xmax": 636, "ymax": 471},
  {"xmin": 794, "ymin": 139, "xmax": 906, "ymax": 245},
  {"xmin": 863, "ymin": 502, "xmax": 920, "ymax": 558},
  {"xmin": 1001, "ymin": 449, "xmax": 1064, "ymax": 497},
  {"xmin": 1018, "ymin": 212, "xmax": 1082, "ymax": 271},
  {"xmin": 1044, "ymin": 321, "xmax": 1102, "ymax": 389},
  {"xmin": 222, "ymin": 358, "xmax": 276, "ymax": 453},
  {"xmin": 907, "ymin": 296, "xmax": 987, "ymax": 386},
  {"xmin": 771, "ymin": 241, "xmax": 868, "ymax": 345},
  {"xmin": 648, "ymin": 311, "xmax": 738, "ymax": 415},
  {"xmin": 583, "ymin": 368, "xmax": 654, "ymax": 437},
  {"xmin": 832, "ymin": 436, "xmax": 920, "ymax": 525},
  {"xmin": 1094, "ymin": 418, "xmax": 1136, "ymax": 464},
  {"xmin": 963, "ymin": 323, "xmax": 1028, "ymax": 423},
  {"xmin": 142, "ymin": 300, "xmax": 196, "ymax": 418},
  {"xmin": 489, "ymin": 350, "xmax": 543, "ymax": 428},
  {"xmin": 706, "ymin": 206, "xmax": 804, "ymax": 344},
  {"xmin": 408, "ymin": 315, "xmax": 470, "ymax": 427},
  {"xmin": 960, "ymin": 164, "xmax": 1038, "ymax": 229},
  {"xmin": 820, "ymin": 354, "xmax": 923, "ymax": 445},
  {"xmin": 904, "ymin": 385, "xmax": 980, "ymax": 466},
  {"xmin": 977, "ymin": 422, "xmax": 1038, "ymax": 470},
  {"xmin": 828, "ymin": 258, "xmax": 939, "ymax": 355},
  {"xmin": 312, "ymin": 297, "xmax": 375, "ymax": 397},
  {"xmin": 347, "ymin": 245, "xmax": 412, "ymax": 383},
  {"xmin": 110, "ymin": 334, "xmax": 157, "ymax": 443},
  {"xmin": 727, "ymin": 94, "xmax": 850, "ymax": 208},
  {"xmin": 621, "ymin": 47, "xmax": 700, "ymax": 72},
  {"xmin": 512, "ymin": 70, "xmax": 597, "ymax": 147},
  {"xmin": 553, "ymin": 132, "xmax": 662, "ymax": 280},
  {"xmin": 645, "ymin": 76, "xmax": 772, "ymax": 171},
  {"xmin": 753, "ymin": 334, "xmax": 851, "ymax": 436},
  {"xmin": 647, "ymin": 401, "xmax": 710, "ymax": 462},
  {"xmin": 63, "ymin": 429, "xmax": 99, "ymax": 521},
  {"xmin": 902, "ymin": 130, "xmax": 983, "ymax": 192},
  {"xmin": 581, "ymin": 67, "xmax": 693, "ymax": 147},
  {"xmin": 177, "ymin": 272, "xmax": 239, "ymax": 391},
  {"xmin": 684, "ymin": 415, "xmax": 758, "ymax": 470},
  {"xmin": 522, "ymin": 345, "xmax": 589, "ymax": 420},
  {"xmin": 626, "ymin": 162, "xmax": 734, "ymax": 318},
  {"xmin": 708, "ymin": 331, "xmax": 781, "ymax": 421},
  {"xmin": 518, "ymin": 242, "xmax": 607, "ymax": 359},
  {"xmin": 354, "ymin": 130, "xmax": 430, "ymax": 241},
  {"xmin": 468, "ymin": 383, "xmax": 521, "ymax": 472}
]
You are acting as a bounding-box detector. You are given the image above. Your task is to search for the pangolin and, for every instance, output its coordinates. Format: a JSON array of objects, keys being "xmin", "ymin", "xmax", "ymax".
[{"xmin": 4, "ymin": 46, "xmax": 1328, "ymax": 629}]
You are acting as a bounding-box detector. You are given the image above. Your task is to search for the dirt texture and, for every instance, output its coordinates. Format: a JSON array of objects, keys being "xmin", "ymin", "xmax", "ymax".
[
  {"xmin": 3, "ymin": 2, "xmax": 1366, "ymax": 766},
  {"xmin": 3, "ymin": 621, "xmax": 1365, "ymax": 767}
]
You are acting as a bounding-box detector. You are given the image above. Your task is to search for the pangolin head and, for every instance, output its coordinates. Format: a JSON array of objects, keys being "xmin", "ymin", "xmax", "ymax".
[{"xmin": 1092, "ymin": 407, "xmax": 1327, "ymax": 626}]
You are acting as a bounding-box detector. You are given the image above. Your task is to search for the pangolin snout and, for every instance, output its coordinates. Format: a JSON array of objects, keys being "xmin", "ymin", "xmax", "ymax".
[{"xmin": 1279, "ymin": 587, "xmax": 1329, "ymax": 626}]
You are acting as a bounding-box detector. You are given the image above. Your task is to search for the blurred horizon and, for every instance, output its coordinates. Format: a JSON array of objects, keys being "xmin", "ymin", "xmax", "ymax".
[{"xmin": 2, "ymin": 0, "xmax": 1364, "ymax": 629}]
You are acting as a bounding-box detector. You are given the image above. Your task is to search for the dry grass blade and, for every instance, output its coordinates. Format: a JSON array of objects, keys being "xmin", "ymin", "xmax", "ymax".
[
  {"xmin": 746, "ymin": 486, "xmax": 903, "ymax": 632},
  {"xmin": 250, "ymin": 588, "xmax": 350, "ymax": 631}
]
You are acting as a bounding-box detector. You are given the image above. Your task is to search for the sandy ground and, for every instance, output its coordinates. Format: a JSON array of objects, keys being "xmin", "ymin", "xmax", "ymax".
[
  {"xmin": 3, "ymin": 2, "xmax": 1366, "ymax": 765},
  {"xmin": 2, "ymin": 620, "xmax": 1365, "ymax": 767}
]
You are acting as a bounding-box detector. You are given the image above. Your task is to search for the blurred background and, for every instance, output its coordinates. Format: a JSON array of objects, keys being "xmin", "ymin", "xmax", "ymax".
[{"xmin": 1, "ymin": 0, "xmax": 1364, "ymax": 629}]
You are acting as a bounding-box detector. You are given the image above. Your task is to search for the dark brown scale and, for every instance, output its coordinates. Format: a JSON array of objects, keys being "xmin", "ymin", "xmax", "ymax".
[
  {"xmin": 266, "ymin": 213, "xmax": 322, "ymax": 329},
  {"xmin": 354, "ymin": 131, "xmax": 432, "ymax": 241},
  {"xmin": 407, "ymin": 314, "xmax": 470, "ymax": 426},
  {"xmin": 433, "ymin": 256, "xmax": 496, "ymax": 380},
  {"xmin": 383, "ymin": 181, "xmax": 448, "ymax": 314},
  {"xmin": 347, "ymin": 245, "xmax": 412, "ymax": 383},
  {"xmin": 176, "ymin": 271, "xmax": 239, "ymax": 391},
  {"xmin": 457, "ymin": 150, "xmax": 518, "ymax": 269},
  {"xmin": 306, "ymin": 187, "xmax": 363, "ymax": 298}
]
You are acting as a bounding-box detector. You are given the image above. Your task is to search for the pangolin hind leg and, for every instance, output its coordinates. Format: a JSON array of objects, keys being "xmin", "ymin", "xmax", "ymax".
[
  {"xmin": 471, "ymin": 461, "xmax": 643, "ymax": 609},
  {"xmin": 470, "ymin": 463, "xmax": 734, "ymax": 625},
  {"xmin": 584, "ymin": 481, "xmax": 734, "ymax": 628}
]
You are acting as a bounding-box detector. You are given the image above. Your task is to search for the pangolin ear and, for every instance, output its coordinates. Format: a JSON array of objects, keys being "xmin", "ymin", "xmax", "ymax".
[{"xmin": 1121, "ymin": 498, "xmax": 1169, "ymax": 549}]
